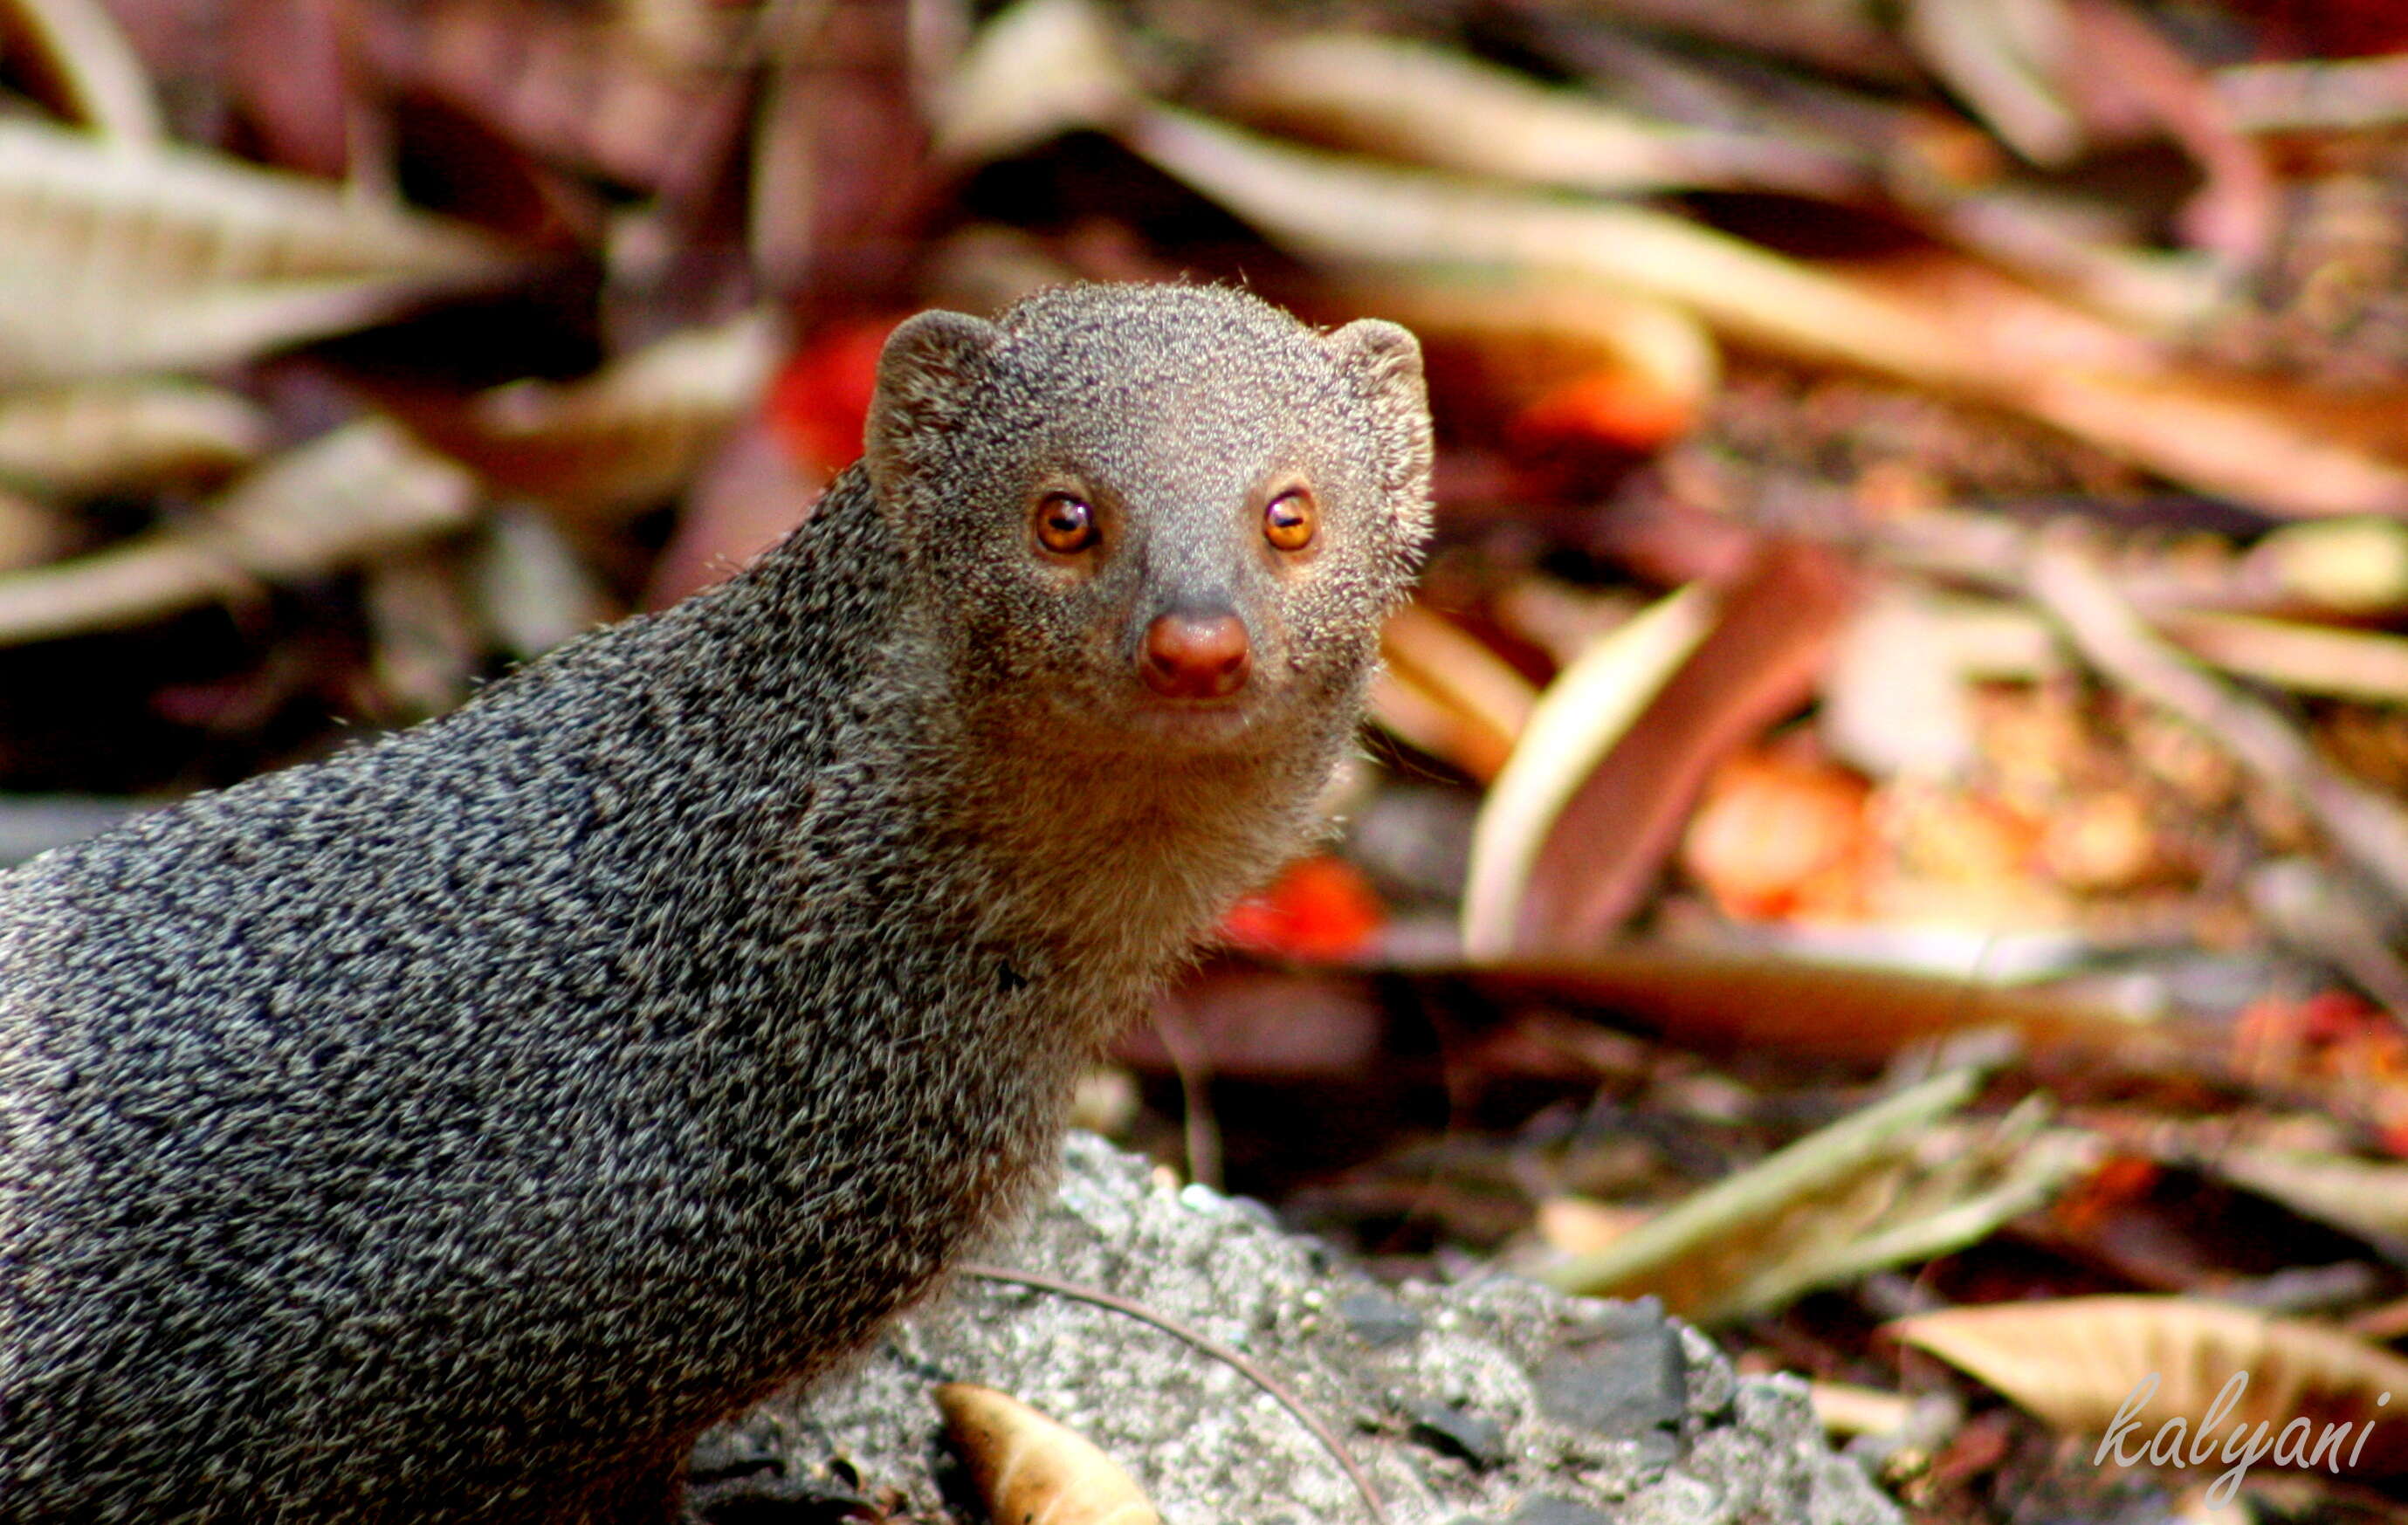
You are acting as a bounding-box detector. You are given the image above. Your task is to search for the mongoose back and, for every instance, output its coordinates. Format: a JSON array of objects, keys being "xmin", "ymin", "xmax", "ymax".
[{"xmin": 0, "ymin": 284, "xmax": 1432, "ymax": 1523}]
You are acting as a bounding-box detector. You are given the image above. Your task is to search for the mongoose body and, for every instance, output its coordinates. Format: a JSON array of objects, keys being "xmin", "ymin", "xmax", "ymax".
[{"xmin": 0, "ymin": 285, "xmax": 1430, "ymax": 1523}]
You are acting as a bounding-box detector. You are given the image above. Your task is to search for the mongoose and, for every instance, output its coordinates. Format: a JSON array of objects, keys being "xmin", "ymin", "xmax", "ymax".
[{"xmin": 0, "ymin": 283, "xmax": 1432, "ymax": 1523}]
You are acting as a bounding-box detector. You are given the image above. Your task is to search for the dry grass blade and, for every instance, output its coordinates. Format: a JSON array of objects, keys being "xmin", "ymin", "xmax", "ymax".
[
  {"xmin": 935, "ymin": 1383, "xmax": 1164, "ymax": 1525},
  {"xmin": 1461, "ymin": 584, "xmax": 1715, "ymax": 959},
  {"xmin": 0, "ymin": 381, "xmax": 269, "ymax": 496},
  {"xmin": 2156, "ymin": 612, "xmax": 2408, "ymax": 704},
  {"xmin": 1, "ymin": 0, "xmax": 164, "ymax": 142},
  {"xmin": 2027, "ymin": 539, "xmax": 2408, "ymax": 910},
  {"xmin": 400, "ymin": 311, "xmax": 782, "ymax": 519},
  {"xmin": 1890, "ymin": 1297, "xmax": 2408, "ymax": 1473},
  {"xmin": 1217, "ymin": 32, "xmax": 1858, "ymax": 197},
  {"xmin": 0, "ymin": 420, "xmax": 478, "ymax": 647},
  {"xmin": 1538, "ymin": 1067, "xmax": 2075, "ymax": 1322}
]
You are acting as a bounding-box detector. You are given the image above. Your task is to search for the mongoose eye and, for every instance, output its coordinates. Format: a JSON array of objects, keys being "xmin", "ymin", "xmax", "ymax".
[
  {"xmin": 1034, "ymin": 493, "xmax": 1099, "ymax": 554},
  {"xmin": 1264, "ymin": 491, "xmax": 1316, "ymax": 553}
]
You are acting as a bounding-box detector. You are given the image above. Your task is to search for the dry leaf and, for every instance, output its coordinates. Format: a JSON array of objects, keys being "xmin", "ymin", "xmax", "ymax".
[
  {"xmin": 402, "ymin": 311, "xmax": 782, "ymax": 519},
  {"xmin": 1820, "ymin": 582, "xmax": 1980, "ymax": 780},
  {"xmin": 1890, "ymin": 1297, "xmax": 2408, "ymax": 1473},
  {"xmin": 943, "ymin": 0, "xmax": 2408, "ymax": 519},
  {"xmin": 1540, "ymin": 1069, "xmax": 2088, "ymax": 1321},
  {"xmin": 0, "ymin": 419, "xmax": 478, "ymax": 646},
  {"xmin": 1, "ymin": 0, "xmax": 164, "ymax": 142},
  {"xmin": 1372, "ymin": 603, "xmax": 1538, "ymax": 785},
  {"xmin": 1331, "ymin": 268, "xmax": 1719, "ymax": 450},
  {"xmin": 0, "ymin": 381, "xmax": 269, "ymax": 496},
  {"xmin": 1512, "ymin": 540, "xmax": 1855, "ymax": 952},
  {"xmin": 2156, "ymin": 613, "xmax": 2408, "ymax": 705},
  {"xmin": 2247, "ymin": 519, "xmax": 2408, "ymax": 614},
  {"xmin": 1680, "ymin": 749, "xmax": 1875, "ymax": 922},
  {"xmin": 0, "ymin": 118, "xmax": 520, "ymax": 383},
  {"xmin": 936, "ymin": 1382, "xmax": 1164, "ymax": 1525},
  {"xmin": 1218, "ymin": 32, "xmax": 1854, "ymax": 197},
  {"xmin": 2214, "ymin": 1149, "xmax": 2408, "ymax": 1249},
  {"xmin": 1904, "ymin": 0, "xmax": 2083, "ymax": 165},
  {"xmin": 1461, "ymin": 583, "xmax": 1715, "ymax": 958},
  {"xmin": 353, "ymin": 0, "xmax": 726, "ymax": 191},
  {"xmin": 933, "ymin": 0, "xmax": 1135, "ymax": 163}
]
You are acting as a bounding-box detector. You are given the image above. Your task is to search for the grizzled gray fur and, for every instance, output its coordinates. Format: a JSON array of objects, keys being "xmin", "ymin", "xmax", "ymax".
[{"xmin": 0, "ymin": 284, "xmax": 1433, "ymax": 1523}]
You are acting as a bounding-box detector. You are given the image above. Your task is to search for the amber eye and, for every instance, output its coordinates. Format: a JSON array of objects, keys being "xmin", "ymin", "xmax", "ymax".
[
  {"xmin": 1035, "ymin": 493, "xmax": 1099, "ymax": 554},
  {"xmin": 1264, "ymin": 491, "xmax": 1316, "ymax": 552}
]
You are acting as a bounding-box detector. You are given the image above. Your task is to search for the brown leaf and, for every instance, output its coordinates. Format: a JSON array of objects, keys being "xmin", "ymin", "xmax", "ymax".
[
  {"xmin": 1890, "ymin": 1297, "xmax": 2408, "ymax": 1473},
  {"xmin": 936, "ymin": 1382, "xmax": 1165, "ymax": 1525}
]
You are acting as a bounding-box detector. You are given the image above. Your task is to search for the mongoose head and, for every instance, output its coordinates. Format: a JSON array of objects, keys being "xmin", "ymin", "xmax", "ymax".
[{"xmin": 864, "ymin": 284, "xmax": 1433, "ymax": 756}]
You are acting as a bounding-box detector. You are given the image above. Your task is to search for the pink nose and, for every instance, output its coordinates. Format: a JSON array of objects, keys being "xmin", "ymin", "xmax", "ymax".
[{"xmin": 1141, "ymin": 612, "xmax": 1252, "ymax": 700}]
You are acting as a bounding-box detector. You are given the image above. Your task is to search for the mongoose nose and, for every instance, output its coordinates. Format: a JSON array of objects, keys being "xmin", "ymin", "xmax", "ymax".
[{"xmin": 1141, "ymin": 611, "xmax": 1253, "ymax": 700}]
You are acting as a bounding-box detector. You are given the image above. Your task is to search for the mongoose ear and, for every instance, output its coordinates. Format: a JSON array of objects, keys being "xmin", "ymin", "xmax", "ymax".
[
  {"xmin": 1321, "ymin": 318, "xmax": 1426, "ymax": 409},
  {"xmin": 865, "ymin": 309, "xmax": 1001, "ymax": 491}
]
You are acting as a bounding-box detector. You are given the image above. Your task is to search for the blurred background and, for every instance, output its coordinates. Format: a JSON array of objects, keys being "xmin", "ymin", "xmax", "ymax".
[{"xmin": 6, "ymin": 0, "xmax": 2408, "ymax": 1515}]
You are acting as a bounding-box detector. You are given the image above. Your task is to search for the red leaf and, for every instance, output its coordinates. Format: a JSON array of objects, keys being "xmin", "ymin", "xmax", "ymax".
[{"xmin": 1217, "ymin": 855, "xmax": 1385, "ymax": 962}]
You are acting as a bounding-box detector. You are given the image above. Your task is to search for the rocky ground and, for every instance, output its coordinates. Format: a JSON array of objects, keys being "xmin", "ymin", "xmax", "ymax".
[{"xmin": 701, "ymin": 1134, "xmax": 1901, "ymax": 1524}]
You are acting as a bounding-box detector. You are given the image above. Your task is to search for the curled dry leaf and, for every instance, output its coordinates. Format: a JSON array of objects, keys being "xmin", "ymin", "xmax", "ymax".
[
  {"xmin": 0, "ymin": 381, "xmax": 270, "ymax": 497},
  {"xmin": 1511, "ymin": 541, "xmax": 1855, "ymax": 953},
  {"xmin": 936, "ymin": 1382, "xmax": 1164, "ymax": 1525},
  {"xmin": 0, "ymin": 119, "xmax": 521, "ymax": 384},
  {"xmin": 1460, "ymin": 584, "xmax": 1714, "ymax": 959},
  {"xmin": 403, "ymin": 311, "xmax": 783, "ymax": 519},
  {"xmin": 0, "ymin": 419, "xmax": 478, "ymax": 647},
  {"xmin": 1889, "ymin": 1296, "xmax": 2408, "ymax": 1472},
  {"xmin": 1217, "ymin": 32, "xmax": 1858, "ymax": 198}
]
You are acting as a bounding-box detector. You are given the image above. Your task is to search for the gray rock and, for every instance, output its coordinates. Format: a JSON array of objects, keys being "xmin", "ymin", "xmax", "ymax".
[{"xmin": 705, "ymin": 1134, "xmax": 1902, "ymax": 1525}]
